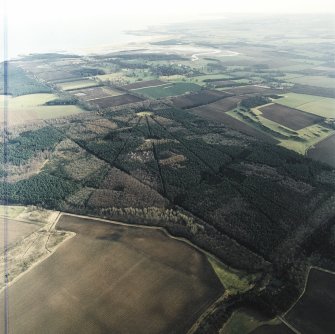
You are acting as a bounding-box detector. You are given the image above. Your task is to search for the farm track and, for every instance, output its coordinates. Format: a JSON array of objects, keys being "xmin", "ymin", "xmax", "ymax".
[
  {"xmin": 277, "ymin": 316, "xmax": 301, "ymax": 334},
  {"xmin": 44, "ymin": 211, "xmax": 62, "ymax": 253}
]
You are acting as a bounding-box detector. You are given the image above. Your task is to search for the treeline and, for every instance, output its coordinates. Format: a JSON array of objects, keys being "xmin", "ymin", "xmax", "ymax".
[
  {"xmin": 151, "ymin": 64, "xmax": 200, "ymax": 76},
  {"xmin": 0, "ymin": 172, "xmax": 78, "ymax": 207},
  {"xmin": 82, "ymin": 206, "xmax": 268, "ymax": 272},
  {"xmin": 45, "ymin": 97, "xmax": 78, "ymax": 105},
  {"xmin": 71, "ymin": 67, "xmax": 105, "ymax": 77},
  {"xmin": 0, "ymin": 63, "xmax": 51, "ymax": 96},
  {"xmin": 108, "ymin": 59, "xmax": 150, "ymax": 70},
  {"xmin": 240, "ymin": 96, "xmax": 270, "ymax": 109}
]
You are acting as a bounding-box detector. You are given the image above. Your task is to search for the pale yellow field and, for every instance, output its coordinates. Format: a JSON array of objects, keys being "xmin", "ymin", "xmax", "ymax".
[
  {"xmin": 0, "ymin": 94, "xmax": 84, "ymax": 125},
  {"xmin": 56, "ymin": 79, "xmax": 99, "ymax": 91}
]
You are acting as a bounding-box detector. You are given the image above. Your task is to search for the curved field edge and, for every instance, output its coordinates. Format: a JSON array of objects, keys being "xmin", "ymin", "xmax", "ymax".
[
  {"xmin": 60, "ymin": 212, "xmax": 258, "ymax": 294},
  {"xmin": 1, "ymin": 211, "xmax": 225, "ymax": 334}
]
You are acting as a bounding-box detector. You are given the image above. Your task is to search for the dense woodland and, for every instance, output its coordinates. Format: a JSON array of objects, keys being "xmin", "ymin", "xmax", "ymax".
[{"xmin": 0, "ymin": 63, "xmax": 51, "ymax": 96}]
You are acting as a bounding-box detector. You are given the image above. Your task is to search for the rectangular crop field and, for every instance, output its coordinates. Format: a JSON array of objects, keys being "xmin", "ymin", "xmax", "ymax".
[
  {"xmin": 90, "ymin": 94, "xmax": 144, "ymax": 108},
  {"xmin": 276, "ymin": 93, "xmax": 335, "ymax": 118},
  {"xmin": 57, "ymin": 79, "xmax": 99, "ymax": 91},
  {"xmin": 134, "ymin": 82, "xmax": 202, "ymax": 99},
  {"xmin": 224, "ymin": 85, "xmax": 283, "ymax": 96},
  {"xmin": 260, "ymin": 104, "xmax": 324, "ymax": 130},
  {"xmin": 171, "ymin": 90, "xmax": 231, "ymax": 109},
  {"xmin": 72, "ymin": 86, "xmax": 123, "ymax": 101},
  {"xmin": 191, "ymin": 96, "xmax": 243, "ymax": 113},
  {"xmin": 122, "ymin": 79, "xmax": 166, "ymax": 90},
  {"xmin": 0, "ymin": 214, "xmax": 223, "ymax": 334}
]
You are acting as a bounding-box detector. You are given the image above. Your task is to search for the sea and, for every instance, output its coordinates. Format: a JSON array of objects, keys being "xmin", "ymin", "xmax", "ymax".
[{"xmin": 0, "ymin": 19, "xmax": 153, "ymax": 61}]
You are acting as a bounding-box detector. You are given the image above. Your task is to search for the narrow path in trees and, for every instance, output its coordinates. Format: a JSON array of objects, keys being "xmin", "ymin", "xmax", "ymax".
[{"xmin": 145, "ymin": 116, "xmax": 167, "ymax": 198}]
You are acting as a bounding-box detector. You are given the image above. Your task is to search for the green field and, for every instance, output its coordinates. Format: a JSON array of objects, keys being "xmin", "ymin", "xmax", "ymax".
[
  {"xmin": 0, "ymin": 94, "xmax": 84, "ymax": 125},
  {"xmin": 133, "ymin": 82, "xmax": 202, "ymax": 99},
  {"xmin": 57, "ymin": 79, "xmax": 99, "ymax": 91},
  {"xmin": 208, "ymin": 256, "xmax": 257, "ymax": 295},
  {"xmin": 221, "ymin": 308, "xmax": 282, "ymax": 334},
  {"xmin": 276, "ymin": 93, "xmax": 335, "ymax": 118}
]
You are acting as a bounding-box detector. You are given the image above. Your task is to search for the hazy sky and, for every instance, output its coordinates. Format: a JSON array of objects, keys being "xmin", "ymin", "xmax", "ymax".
[
  {"xmin": 6, "ymin": 0, "xmax": 335, "ymax": 24},
  {"xmin": 1, "ymin": 0, "xmax": 335, "ymax": 58}
]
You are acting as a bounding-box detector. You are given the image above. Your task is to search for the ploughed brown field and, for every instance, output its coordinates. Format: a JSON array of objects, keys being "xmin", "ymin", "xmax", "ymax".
[
  {"xmin": 191, "ymin": 96, "xmax": 243, "ymax": 113},
  {"xmin": 260, "ymin": 104, "xmax": 324, "ymax": 130},
  {"xmin": 0, "ymin": 218, "xmax": 40, "ymax": 249},
  {"xmin": 308, "ymin": 133, "xmax": 335, "ymax": 168},
  {"xmin": 0, "ymin": 214, "xmax": 223, "ymax": 334},
  {"xmin": 122, "ymin": 80, "xmax": 166, "ymax": 90},
  {"xmin": 171, "ymin": 90, "xmax": 231, "ymax": 109},
  {"xmin": 90, "ymin": 94, "xmax": 144, "ymax": 109},
  {"xmin": 224, "ymin": 85, "xmax": 284, "ymax": 96},
  {"xmin": 190, "ymin": 100, "xmax": 278, "ymax": 144},
  {"xmin": 285, "ymin": 268, "xmax": 335, "ymax": 334}
]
